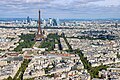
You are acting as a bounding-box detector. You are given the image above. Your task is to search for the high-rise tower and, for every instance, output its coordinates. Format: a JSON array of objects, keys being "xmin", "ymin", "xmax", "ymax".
[
  {"xmin": 35, "ymin": 10, "xmax": 44, "ymax": 41},
  {"xmin": 115, "ymin": 23, "xmax": 118, "ymax": 28},
  {"xmin": 27, "ymin": 16, "xmax": 30, "ymax": 23},
  {"xmin": 37, "ymin": 10, "xmax": 42, "ymax": 35}
]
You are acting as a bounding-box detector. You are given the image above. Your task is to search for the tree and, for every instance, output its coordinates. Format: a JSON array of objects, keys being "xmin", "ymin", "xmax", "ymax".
[{"xmin": 7, "ymin": 76, "xmax": 12, "ymax": 80}]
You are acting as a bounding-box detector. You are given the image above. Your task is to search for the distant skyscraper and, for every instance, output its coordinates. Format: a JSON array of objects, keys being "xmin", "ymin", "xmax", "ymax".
[
  {"xmin": 48, "ymin": 18, "xmax": 58, "ymax": 27},
  {"xmin": 57, "ymin": 18, "xmax": 60, "ymax": 26},
  {"xmin": 27, "ymin": 16, "xmax": 30, "ymax": 23},
  {"xmin": 115, "ymin": 23, "xmax": 118, "ymax": 28},
  {"xmin": 43, "ymin": 19, "xmax": 47, "ymax": 27},
  {"xmin": 49, "ymin": 18, "xmax": 53, "ymax": 26},
  {"xmin": 52, "ymin": 19, "xmax": 57, "ymax": 26}
]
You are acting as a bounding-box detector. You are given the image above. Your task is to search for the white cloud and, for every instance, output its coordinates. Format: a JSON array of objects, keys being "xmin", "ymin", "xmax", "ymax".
[
  {"xmin": 25, "ymin": 0, "xmax": 49, "ymax": 3},
  {"xmin": 90, "ymin": 0, "xmax": 120, "ymax": 7},
  {"xmin": 0, "ymin": 0, "xmax": 119, "ymax": 18}
]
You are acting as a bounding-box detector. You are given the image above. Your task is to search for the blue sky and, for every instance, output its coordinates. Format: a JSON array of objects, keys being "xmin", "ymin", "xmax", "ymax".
[{"xmin": 0, "ymin": 0, "xmax": 120, "ymax": 19}]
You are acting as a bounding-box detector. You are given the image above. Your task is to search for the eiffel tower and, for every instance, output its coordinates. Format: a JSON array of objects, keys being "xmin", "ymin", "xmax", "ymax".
[{"xmin": 35, "ymin": 10, "xmax": 44, "ymax": 41}]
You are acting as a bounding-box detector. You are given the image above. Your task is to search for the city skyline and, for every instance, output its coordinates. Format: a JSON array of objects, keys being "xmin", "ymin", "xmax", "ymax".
[
  {"xmin": 0, "ymin": 19, "xmax": 120, "ymax": 80},
  {"xmin": 0, "ymin": 0, "xmax": 120, "ymax": 19}
]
